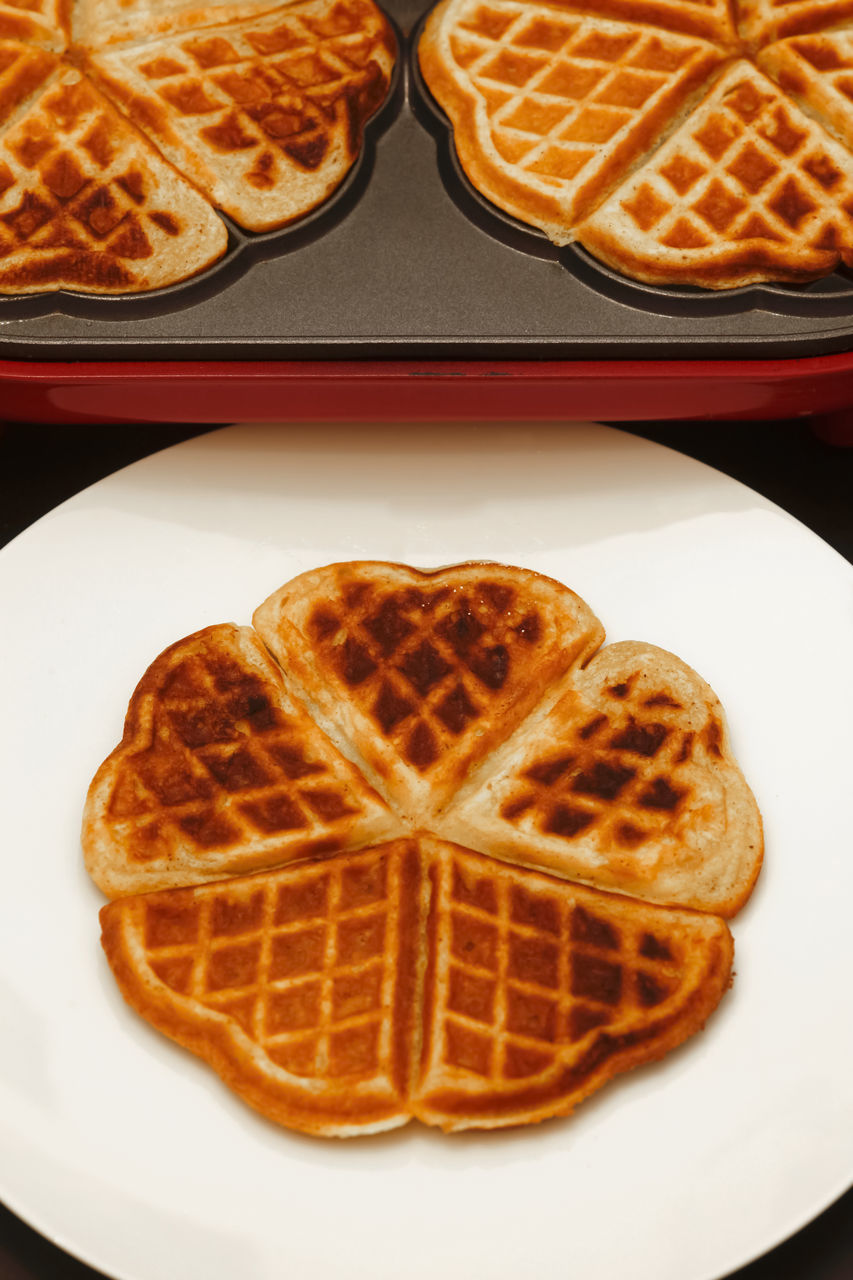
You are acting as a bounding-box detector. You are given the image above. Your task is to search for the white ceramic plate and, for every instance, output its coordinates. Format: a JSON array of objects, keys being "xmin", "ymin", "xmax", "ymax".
[{"xmin": 1, "ymin": 421, "xmax": 851, "ymax": 1280}]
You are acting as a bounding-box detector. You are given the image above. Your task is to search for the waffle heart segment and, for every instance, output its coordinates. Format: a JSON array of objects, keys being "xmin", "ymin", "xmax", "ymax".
[
  {"xmin": 0, "ymin": 56, "xmax": 228, "ymax": 292},
  {"xmin": 100, "ymin": 839, "xmax": 425, "ymax": 1136},
  {"xmin": 252, "ymin": 560, "xmax": 606, "ymax": 827},
  {"xmin": 84, "ymin": 0, "xmax": 397, "ymax": 233},
  {"xmin": 83, "ymin": 623, "xmax": 399, "ymax": 897},
  {"xmin": 438, "ymin": 640, "xmax": 763, "ymax": 916},
  {"xmin": 576, "ymin": 59, "xmax": 853, "ymax": 287},
  {"xmin": 99, "ymin": 836, "xmax": 734, "ymax": 1136}
]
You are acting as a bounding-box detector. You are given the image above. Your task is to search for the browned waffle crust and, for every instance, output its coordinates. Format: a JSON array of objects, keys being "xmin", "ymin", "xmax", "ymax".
[
  {"xmin": 100, "ymin": 835, "xmax": 734, "ymax": 1136},
  {"xmin": 252, "ymin": 560, "xmax": 606, "ymax": 825},
  {"xmin": 0, "ymin": 0, "xmax": 395, "ymax": 291},
  {"xmin": 418, "ymin": 0, "xmax": 853, "ymax": 286},
  {"xmin": 440, "ymin": 639, "xmax": 764, "ymax": 915},
  {"xmin": 86, "ymin": 561, "xmax": 762, "ymax": 913},
  {"xmin": 82, "ymin": 623, "xmax": 398, "ymax": 897},
  {"xmin": 87, "ymin": 559, "xmax": 761, "ymax": 1137}
]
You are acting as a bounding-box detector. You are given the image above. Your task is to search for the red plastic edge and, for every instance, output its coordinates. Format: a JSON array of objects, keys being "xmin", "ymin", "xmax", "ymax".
[{"xmin": 3, "ymin": 352, "xmax": 853, "ymax": 424}]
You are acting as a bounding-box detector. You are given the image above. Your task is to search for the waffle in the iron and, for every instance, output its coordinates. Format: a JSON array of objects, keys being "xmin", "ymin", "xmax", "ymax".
[
  {"xmin": 0, "ymin": 56, "xmax": 228, "ymax": 292},
  {"xmin": 419, "ymin": 0, "xmax": 853, "ymax": 286},
  {"xmin": 1, "ymin": 0, "xmax": 395, "ymax": 290},
  {"xmin": 577, "ymin": 59, "xmax": 853, "ymax": 286},
  {"xmin": 83, "ymin": 624, "xmax": 397, "ymax": 898},
  {"xmin": 100, "ymin": 835, "xmax": 734, "ymax": 1136},
  {"xmin": 758, "ymin": 27, "xmax": 853, "ymax": 149},
  {"xmin": 252, "ymin": 560, "xmax": 605, "ymax": 827},
  {"xmin": 439, "ymin": 641, "xmax": 763, "ymax": 915},
  {"xmin": 418, "ymin": 0, "xmax": 727, "ymax": 243},
  {"xmin": 85, "ymin": 0, "xmax": 397, "ymax": 232}
]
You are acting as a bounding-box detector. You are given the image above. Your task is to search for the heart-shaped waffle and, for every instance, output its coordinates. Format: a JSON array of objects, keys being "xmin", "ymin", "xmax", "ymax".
[
  {"xmin": 418, "ymin": 0, "xmax": 853, "ymax": 286},
  {"xmin": 86, "ymin": 560, "xmax": 762, "ymax": 1136}
]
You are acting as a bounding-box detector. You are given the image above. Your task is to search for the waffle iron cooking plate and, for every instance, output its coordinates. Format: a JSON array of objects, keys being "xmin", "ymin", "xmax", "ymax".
[{"xmin": 5, "ymin": 0, "xmax": 853, "ymax": 366}]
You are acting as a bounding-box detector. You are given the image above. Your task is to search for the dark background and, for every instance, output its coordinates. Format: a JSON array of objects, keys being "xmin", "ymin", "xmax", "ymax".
[{"xmin": 1, "ymin": 418, "xmax": 850, "ymax": 1280}]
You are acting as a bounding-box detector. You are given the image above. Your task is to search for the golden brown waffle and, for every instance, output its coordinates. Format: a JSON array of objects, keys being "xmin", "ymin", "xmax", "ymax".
[
  {"xmin": 71, "ymin": 0, "xmax": 283, "ymax": 48},
  {"xmin": 418, "ymin": 0, "xmax": 727, "ymax": 241},
  {"xmin": 252, "ymin": 560, "xmax": 605, "ymax": 826},
  {"xmin": 100, "ymin": 835, "xmax": 734, "ymax": 1136},
  {"xmin": 100, "ymin": 839, "xmax": 424, "ymax": 1136},
  {"xmin": 85, "ymin": 0, "xmax": 397, "ymax": 232},
  {"xmin": 577, "ymin": 59, "xmax": 853, "ymax": 285},
  {"xmin": 1, "ymin": 0, "xmax": 395, "ymax": 291},
  {"xmin": 439, "ymin": 641, "xmax": 763, "ymax": 915},
  {"xmin": 757, "ymin": 28, "xmax": 853, "ymax": 147},
  {"xmin": 0, "ymin": 56, "xmax": 228, "ymax": 292},
  {"xmin": 0, "ymin": 0, "xmax": 65, "ymax": 47},
  {"xmin": 419, "ymin": 0, "xmax": 853, "ymax": 286},
  {"xmin": 83, "ymin": 623, "xmax": 398, "ymax": 897},
  {"xmin": 415, "ymin": 838, "xmax": 732, "ymax": 1130}
]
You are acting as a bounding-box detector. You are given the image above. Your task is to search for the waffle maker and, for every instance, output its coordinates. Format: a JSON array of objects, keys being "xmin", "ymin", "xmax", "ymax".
[{"xmin": 4, "ymin": 0, "xmax": 853, "ymax": 430}]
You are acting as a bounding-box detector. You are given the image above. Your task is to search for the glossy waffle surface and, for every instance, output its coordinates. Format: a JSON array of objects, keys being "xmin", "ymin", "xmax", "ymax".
[
  {"xmin": 418, "ymin": 0, "xmax": 853, "ymax": 285},
  {"xmin": 100, "ymin": 835, "xmax": 734, "ymax": 1134},
  {"xmin": 0, "ymin": 0, "xmax": 396, "ymax": 290}
]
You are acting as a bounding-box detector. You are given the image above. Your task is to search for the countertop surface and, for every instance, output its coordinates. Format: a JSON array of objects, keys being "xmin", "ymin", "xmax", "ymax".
[{"xmin": 0, "ymin": 418, "xmax": 850, "ymax": 1280}]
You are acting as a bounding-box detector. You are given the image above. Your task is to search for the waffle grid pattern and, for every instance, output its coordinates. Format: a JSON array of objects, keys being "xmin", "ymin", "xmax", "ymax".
[
  {"xmin": 98, "ymin": 1, "xmax": 392, "ymax": 179},
  {"xmin": 497, "ymin": 682, "xmax": 714, "ymax": 854},
  {"xmin": 0, "ymin": 0, "xmax": 394, "ymax": 290},
  {"xmin": 430, "ymin": 849, "xmax": 682, "ymax": 1083},
  {"xmin": 306, "ymin": 582, "xmax": 547, "ymax": 774},
  {"xmin": 0, "ymin": 0, "xmax": 64, "ymax": 44},
  {"xmin": 593, "ymin": 62, "xmax": 853, "ymax": 253},
  {"xmin": 141, "ymin": 847, "xmax": 401, "ymax": 1081},
  {"xmin": 449, "ymin": 2, "xmax": 718, "ymax": 189},
  {"xmin": 425, "ymin": 0, "xmax": 853, "ymax": 282},
  {"xmin": 0, "ymin": 72, "xmax": 187, "ymax": 274},
  {"xmin": 106, "ymin": 641, "xmax": 375, "ymax": 864}
]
